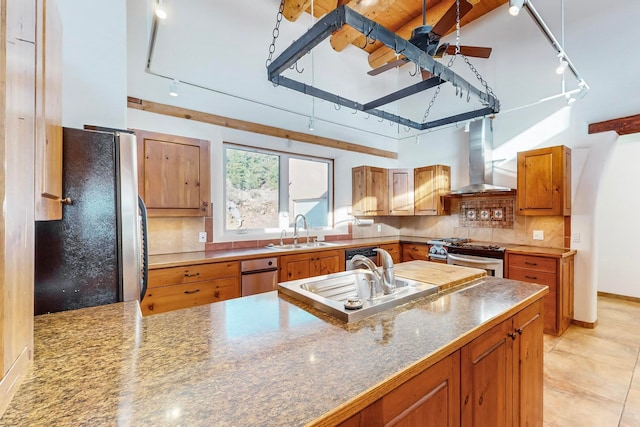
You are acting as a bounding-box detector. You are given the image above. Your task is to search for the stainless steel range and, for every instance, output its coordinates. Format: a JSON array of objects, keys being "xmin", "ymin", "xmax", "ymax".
[
  {"xmin": 426, "ymin": 238, "xmax": 469, "ymax": 262},
  {"xmin": 446, "ymin": 242, "xmax": 505, "ymax": 278}
]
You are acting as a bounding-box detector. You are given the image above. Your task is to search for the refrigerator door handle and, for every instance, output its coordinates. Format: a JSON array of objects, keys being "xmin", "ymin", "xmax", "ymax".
[{"xmin": 138, "ymin": 196, "xmax": 149, "ymax": 301}]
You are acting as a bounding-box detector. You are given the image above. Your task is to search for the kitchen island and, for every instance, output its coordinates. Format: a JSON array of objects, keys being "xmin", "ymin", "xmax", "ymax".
[{"xmin": 1, "ymin": 275, "xmax": 547, "ymax": 426}]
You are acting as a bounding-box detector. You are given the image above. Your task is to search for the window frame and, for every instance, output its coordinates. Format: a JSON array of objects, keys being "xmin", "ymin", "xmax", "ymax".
[{"xmin": 222, "ymin": 142, "xmax": 334, "ymax": 237}]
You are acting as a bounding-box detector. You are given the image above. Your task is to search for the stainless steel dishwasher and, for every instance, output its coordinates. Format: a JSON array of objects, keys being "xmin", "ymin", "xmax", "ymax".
[{"xmin": 241, "ymin": 257, "xmax": 278, "ymax": 296}]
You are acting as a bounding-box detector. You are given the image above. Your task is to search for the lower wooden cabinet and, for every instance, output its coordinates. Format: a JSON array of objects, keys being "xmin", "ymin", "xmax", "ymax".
[
  {"xmin": 378, "ymin": 243, "xmax": 401, "ymax": 264},
  {"xmin": 401, "ymin": 243, "xmax": 429, "ymax": 262},
  {"xmin": 142, "ymin": 261, "xmax": 240, "ymax": 315},
  {"xmin": 461, "ymin": 299, "xmax": 543, "ymax": 427},
  {"xmin": 279, "ymin": 250, "xmax": 344, "ymax": 282},
  {"xmin": 505, "ymin": 251, "xmax": 574, "ymax": 335},
  {"xmin": 338, "ymin": 300, "xmax": 544, "ymax": 427}
]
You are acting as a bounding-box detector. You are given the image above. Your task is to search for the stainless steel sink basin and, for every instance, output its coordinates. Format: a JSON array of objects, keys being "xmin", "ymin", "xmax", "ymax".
[
  {"xmin": 277, "ymin": 269, "xmax": 438, "ymax": 322},
  {"xmin": 266, "ymin": 241, "xmax": 337, "ymax": 250}
]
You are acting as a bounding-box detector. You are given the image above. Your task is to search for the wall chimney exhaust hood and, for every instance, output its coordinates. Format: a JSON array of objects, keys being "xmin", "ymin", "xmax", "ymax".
[{"xmin": 449, "ymin": 118, "xmax": 515, "ymax": 196}]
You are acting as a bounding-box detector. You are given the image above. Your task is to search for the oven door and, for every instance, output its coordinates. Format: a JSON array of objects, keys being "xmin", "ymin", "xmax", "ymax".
[{"xmin": 447, "ymin": 254, "xmax": 504, "ymax": 278}]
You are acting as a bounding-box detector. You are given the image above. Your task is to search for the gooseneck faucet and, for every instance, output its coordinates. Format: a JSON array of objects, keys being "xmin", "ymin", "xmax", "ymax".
[
  {"xmin": 292, "ymin": 214, "xmax": 308, "ymax": 245},
  {"xmin": 351, "ymin": 248, "xmax": 396, "ymax": 296}
]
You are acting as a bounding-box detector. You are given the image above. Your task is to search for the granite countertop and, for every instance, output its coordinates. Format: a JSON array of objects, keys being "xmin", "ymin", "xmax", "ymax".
[{"xmin": 1, "ymin": 277, "xmax": 547, "ymax": 426}]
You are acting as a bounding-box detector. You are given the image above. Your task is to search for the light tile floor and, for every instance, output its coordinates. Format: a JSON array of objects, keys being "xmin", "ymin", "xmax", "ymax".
[{"xmin": 544, "ymin": 296, "xmax": 640, "ymax": 427}]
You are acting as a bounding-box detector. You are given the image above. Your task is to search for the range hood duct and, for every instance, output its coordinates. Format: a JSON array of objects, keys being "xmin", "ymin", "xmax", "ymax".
[{"xmin": 449, "ymin": 118, "xmax": 514, "ymax": 195}]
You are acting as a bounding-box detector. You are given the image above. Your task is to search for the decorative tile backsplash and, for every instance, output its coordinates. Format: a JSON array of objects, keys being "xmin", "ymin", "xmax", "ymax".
[{"xmin": 459, "ymin": 199, "xmax": 514, "ymax": 229}]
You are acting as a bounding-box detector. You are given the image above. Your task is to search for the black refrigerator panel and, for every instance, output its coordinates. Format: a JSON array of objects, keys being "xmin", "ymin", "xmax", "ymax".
[{"xmin": 35, "ymin": 128, "xmax": 121, "ymax": 314}]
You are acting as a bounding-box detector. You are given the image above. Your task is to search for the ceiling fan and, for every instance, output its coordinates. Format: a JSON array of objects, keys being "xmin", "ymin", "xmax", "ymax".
[{"xmin": 368, "ymin": 0, "xmax": 492, "ymax": 77}]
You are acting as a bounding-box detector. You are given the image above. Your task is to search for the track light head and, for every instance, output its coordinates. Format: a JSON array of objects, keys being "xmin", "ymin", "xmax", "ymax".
[
  {"xmin": 155, "ymin": 0, "xmax": 167, "ymax": 20},
  {"xmin": 169, "ymin": 79, "xmax": 179, "ymax": 97},
  {"xmin": 508, "ymin": 0, "xmax": 524, "ymax": 16}
]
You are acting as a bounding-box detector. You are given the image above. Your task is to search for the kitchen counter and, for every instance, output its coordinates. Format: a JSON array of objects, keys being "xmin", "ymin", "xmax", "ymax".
[
  {"xmin": 1, "ymin": 276, "xmax": 547, "ymax": 426},
  {"xmin": 149, "ymin": 236, "xmax": 575, "ymax": 269}
]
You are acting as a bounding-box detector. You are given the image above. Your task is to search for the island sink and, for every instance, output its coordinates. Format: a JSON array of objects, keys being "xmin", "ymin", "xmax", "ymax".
[{"xmin": 277, "ymin": 269, "xmax": 438, "ymax": 322}]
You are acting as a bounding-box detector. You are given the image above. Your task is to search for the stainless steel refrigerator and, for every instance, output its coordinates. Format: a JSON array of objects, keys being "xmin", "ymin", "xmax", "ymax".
[{"xmin": 35, "ymin": 127, "xmax": 148, "ymax": 314}]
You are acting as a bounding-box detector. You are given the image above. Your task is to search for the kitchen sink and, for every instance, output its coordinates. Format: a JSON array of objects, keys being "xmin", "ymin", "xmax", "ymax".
[
  {"xmin": 277, "ymin": 269, "xmax": 438, "ymax": 322},
  {"xmin": 266, "ymin": 241, "xmax": 338, "ymax": 250}
]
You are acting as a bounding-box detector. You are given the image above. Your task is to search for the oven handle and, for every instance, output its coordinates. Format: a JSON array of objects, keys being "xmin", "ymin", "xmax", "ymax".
[{"xmin": 448, "ymin": 254, "xmax": 499, "ymax": 265}]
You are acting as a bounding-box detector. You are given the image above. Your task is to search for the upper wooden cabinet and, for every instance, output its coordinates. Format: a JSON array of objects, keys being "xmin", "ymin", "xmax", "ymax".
[
  {"xmin": 134, "ymin": 129, "xmax": 211, "ymax": 217},
  {"xmin": 352, "ymin": 166, "xmax": 388, "ymax": 216},
  {"xmin": 414, "ymin": 164, "xmax": 450, "ymax": 216},
  {"xmin": 34, "ymin": 0, "xmax": 63, "ymax": 221},
  {"xmin": 388, "ymin": 168, "xmax": 414, "ymax": 216},
  {"xmin": 517, "ymin": 145, "xmax": 571, "ymax": 216}
]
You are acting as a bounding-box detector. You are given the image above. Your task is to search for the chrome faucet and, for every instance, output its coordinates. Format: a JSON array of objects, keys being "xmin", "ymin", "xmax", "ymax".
[
  {"xmin": 351, "ymin": 248, "xmax": 396, "ymax": 297},
  {"xmin": 292, "ymin": 214, "xmax": 308, "ymax": 245}
]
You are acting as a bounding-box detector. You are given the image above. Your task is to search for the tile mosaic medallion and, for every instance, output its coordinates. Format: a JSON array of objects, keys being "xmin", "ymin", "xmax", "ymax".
[{"xmin": 459, "ymin": 199, "xmax": 514, "ymax": 229}]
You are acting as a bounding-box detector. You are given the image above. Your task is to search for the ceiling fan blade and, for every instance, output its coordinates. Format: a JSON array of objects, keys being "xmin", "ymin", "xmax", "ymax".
[
  {"xmin": 367, "ymin": 57, "xmax": 410, "ymax": 76},
  {"xmin": 445, "ymin": 45, "xmax": 492, "ymax": 58},
  {"xmin": 431, "ymin": 0, "xmax": 473, "ymax": 37},
  {"xmin": 421, "ymin": 69, "xmax": 434, "ymax": 80}
]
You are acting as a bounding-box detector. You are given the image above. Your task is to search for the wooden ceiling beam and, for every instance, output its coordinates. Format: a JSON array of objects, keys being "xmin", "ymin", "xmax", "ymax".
[
  {"xmin": 588, "ymin": 114, "xmax": 640, "ymax": 136},
  {"xmin": 329, "ymin": 0, "xmax": 398, "ymax": 52},
  {"xmin": 282, "ymin": 0, "xmax": 339, "ymax": 22},
  {"xmin": 367, "ymin": 0, "xmax": 456, "ymax": 69}
]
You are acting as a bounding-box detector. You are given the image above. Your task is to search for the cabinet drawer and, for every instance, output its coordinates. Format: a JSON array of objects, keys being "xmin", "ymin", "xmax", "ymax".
[
  {"xmin": 149, "ymin": 261, "xmax": 240, "ymax": 288},
  {"xmin": 508, "ymin": 254, "xmax": 556, "ymax": 272},
  {"xmin": 141, "ymin": 276, "xmax": 239, "ymax": 315},
  {"xmin": 508, "ymin": 267, "xmax": 556, "ymax": 290}
]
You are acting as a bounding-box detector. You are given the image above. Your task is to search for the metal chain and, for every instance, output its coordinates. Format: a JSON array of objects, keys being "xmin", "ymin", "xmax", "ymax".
[
  {"xmin": 462, "ymin": 55, "xmax": 497, "ymax": 99},
  {"xmin": 265, "ymin": 0, "xmax": 285, "ymax": 69}
]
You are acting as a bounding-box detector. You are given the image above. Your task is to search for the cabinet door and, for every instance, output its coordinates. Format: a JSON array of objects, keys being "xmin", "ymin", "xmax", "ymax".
[
  {"xmin": 360, "ymin": 352, "xmax": 461, "ymax": 427},
  {"xmin": 512, "ymin": 300, "xmax": 544, "ymax": 427},
  {"xmin": 280, "ymin": 253, "xmax": 312, "ymax": 282},
  {"xmin": 313, "ymin": 250, "xmax": 343, "ymax": 276},
  {"xmin": 414, "ymin": 165, "xmax": 450, "ymax": 216},
  {"xmin": 135, "ymin": 130, "xmax": 211, "ymax": 217},
  {"xmin": 352, "ymin": 166, "xmax": 388, "ymax": 216},
  {"xmin": 34, "ymin": 0, "xmax": 63, "ymax": 220},
  {"xmin": 461, "ymin": 320, "xmax": 513, "ymax": 427},
  {"xmin": 388, "ymin": 169, "xmax": 414, "ymax": 216},
  {"xmin": 401, "ymin": 243, "xmax": 429, "ymax": 262},
  {"xmin": 517, "ymin": 145, "xmax": 571, "ymax": 216}
]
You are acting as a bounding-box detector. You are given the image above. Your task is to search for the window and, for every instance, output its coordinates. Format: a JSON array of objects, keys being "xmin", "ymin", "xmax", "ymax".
[{"xmin": 224, "ymin": 144, "xmax": 333, "ymax": 234}]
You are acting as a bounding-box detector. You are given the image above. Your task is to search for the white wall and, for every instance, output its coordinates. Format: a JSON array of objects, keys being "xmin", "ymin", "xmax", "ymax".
[
  {"xmin": 596, "ymin": 134, "xmax": 640, "ymax": 298},
  {"xmin": 57, "ymin": 0, "xmax": 127, "ymax": 129}
]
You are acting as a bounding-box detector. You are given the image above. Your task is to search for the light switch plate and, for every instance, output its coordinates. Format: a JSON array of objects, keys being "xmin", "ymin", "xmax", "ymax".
[
  {"xmin": 198, "ymin": 231, "xmax": 207, "ymax": 243},
  {"xmin": 377, "ymin": 224, "xmax": 382, "ymax": 232},
  {"xmin": 532, "ymin": 230, "xmax": 544, "ymax": 240},
  {"xmin": 572, "ymin": 232, "xmax": 581, "ymax": 243}
]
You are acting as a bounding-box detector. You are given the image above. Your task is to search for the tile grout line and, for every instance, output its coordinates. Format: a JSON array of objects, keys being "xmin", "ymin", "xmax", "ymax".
[{"xmin": 618, "ymin": 345, "xmax": 640, "ymax": 426}]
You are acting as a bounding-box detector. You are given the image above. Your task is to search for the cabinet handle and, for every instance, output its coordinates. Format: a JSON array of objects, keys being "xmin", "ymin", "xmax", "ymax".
[
  {"xmin": 59, "ymin": 197, "xmax": 72, "ymax": 205},
  {"xmin": 525, "ymin": 261, "xmax": 538, "ymax": 266},
  {"xmin": 508, "ymin": 332, "xmax": 517, "ymax": 340},
  {"xmin": 516, "ymin": 328, "xmax": 523, "ymax": 335},
  {"xmin": 525, "ymin": 275, "xmax": 537, "ymax": 280},
  {"xmin": 184, "ymin": 272, "xmax": 200, "ymax": 278},
  {"xmin": 214, "ymin": 290, "xmax": 220, "ymax": 298},
  {"xmin": 184, "ymin": 289, "xmax": 200, "ymax": 295}
]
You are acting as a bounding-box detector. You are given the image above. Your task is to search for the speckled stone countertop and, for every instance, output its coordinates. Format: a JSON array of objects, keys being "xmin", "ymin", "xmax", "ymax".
[{"xmin": 1, "ymin": 278, "xmax": 547, "ymax": 426}]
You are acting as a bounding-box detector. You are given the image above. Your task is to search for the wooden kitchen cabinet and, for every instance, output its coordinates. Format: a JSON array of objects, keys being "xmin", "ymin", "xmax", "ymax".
[
  {"xmin": 414, "ymin": 165, "xmax": 451, "ymax": 216},
  {"xmin": 388, "ymin": 168, "xmax": 414, "ymax": 216},
  {"xmin": 378, "ymin": 243, "xmax": 401, "ymax": 264},
  {"xmin": 357, "ymin": 351, "xmax": 461, "ymax": 426},
  {"xmin": 461, "ymin": 299, "xmax": 543, "ymax": 427},
  {"xmin": 517, "ymin": 145, "xmax": 571, "ymax": 216},
  {"xmin": 135, "ymin": 129, "xmax": 211, "ymax": 217},
  {"xmin": 279, "ymin": 250, "xmax": 344, "ymax": 282},
  {"xmin": 34, "ymin": 0, "xmax": 63, "ymax": 221},
  {"xmin": 142, "ymin": 261, "xmax": 240, "ymax": 315},
  {"xmin": 352, "ymin": 166, "xmax": 388, "ymax": 216},
  {"xmin": 338, "ymin": 300, "xmax": 543, "ymax": 427},
  {"xmin": 505, "ymin": 251, "xmax": 574, "ymax": 336},
  {"xmin": 401, "ymin": 243, "xmax": 429, "ymax": 262}
]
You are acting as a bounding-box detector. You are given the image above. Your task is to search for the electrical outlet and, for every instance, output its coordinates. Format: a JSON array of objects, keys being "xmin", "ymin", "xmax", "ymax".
[
  {"xmin": 198, "ymin": 231, "xmax": 207, "ymax": 243},
  {"xmin": 572, "ymin": 232, "xmax": 581, "ymax": 243},
  {"xmin": 377, "ymin": 224, "xmax": 382, "ymax": 233},
  {"xmin": 532, "ymin": 230, "xmax": 544, "ymax": 240}
]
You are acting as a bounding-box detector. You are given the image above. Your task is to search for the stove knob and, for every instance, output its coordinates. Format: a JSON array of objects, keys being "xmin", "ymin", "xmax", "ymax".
[
  {"xmin": 429, "ymin": 247, "xmax": 436, "ymax": 254},
  {"xmin": 438, "ymin": 248, "xmax": 446, "ymax": 255}
]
